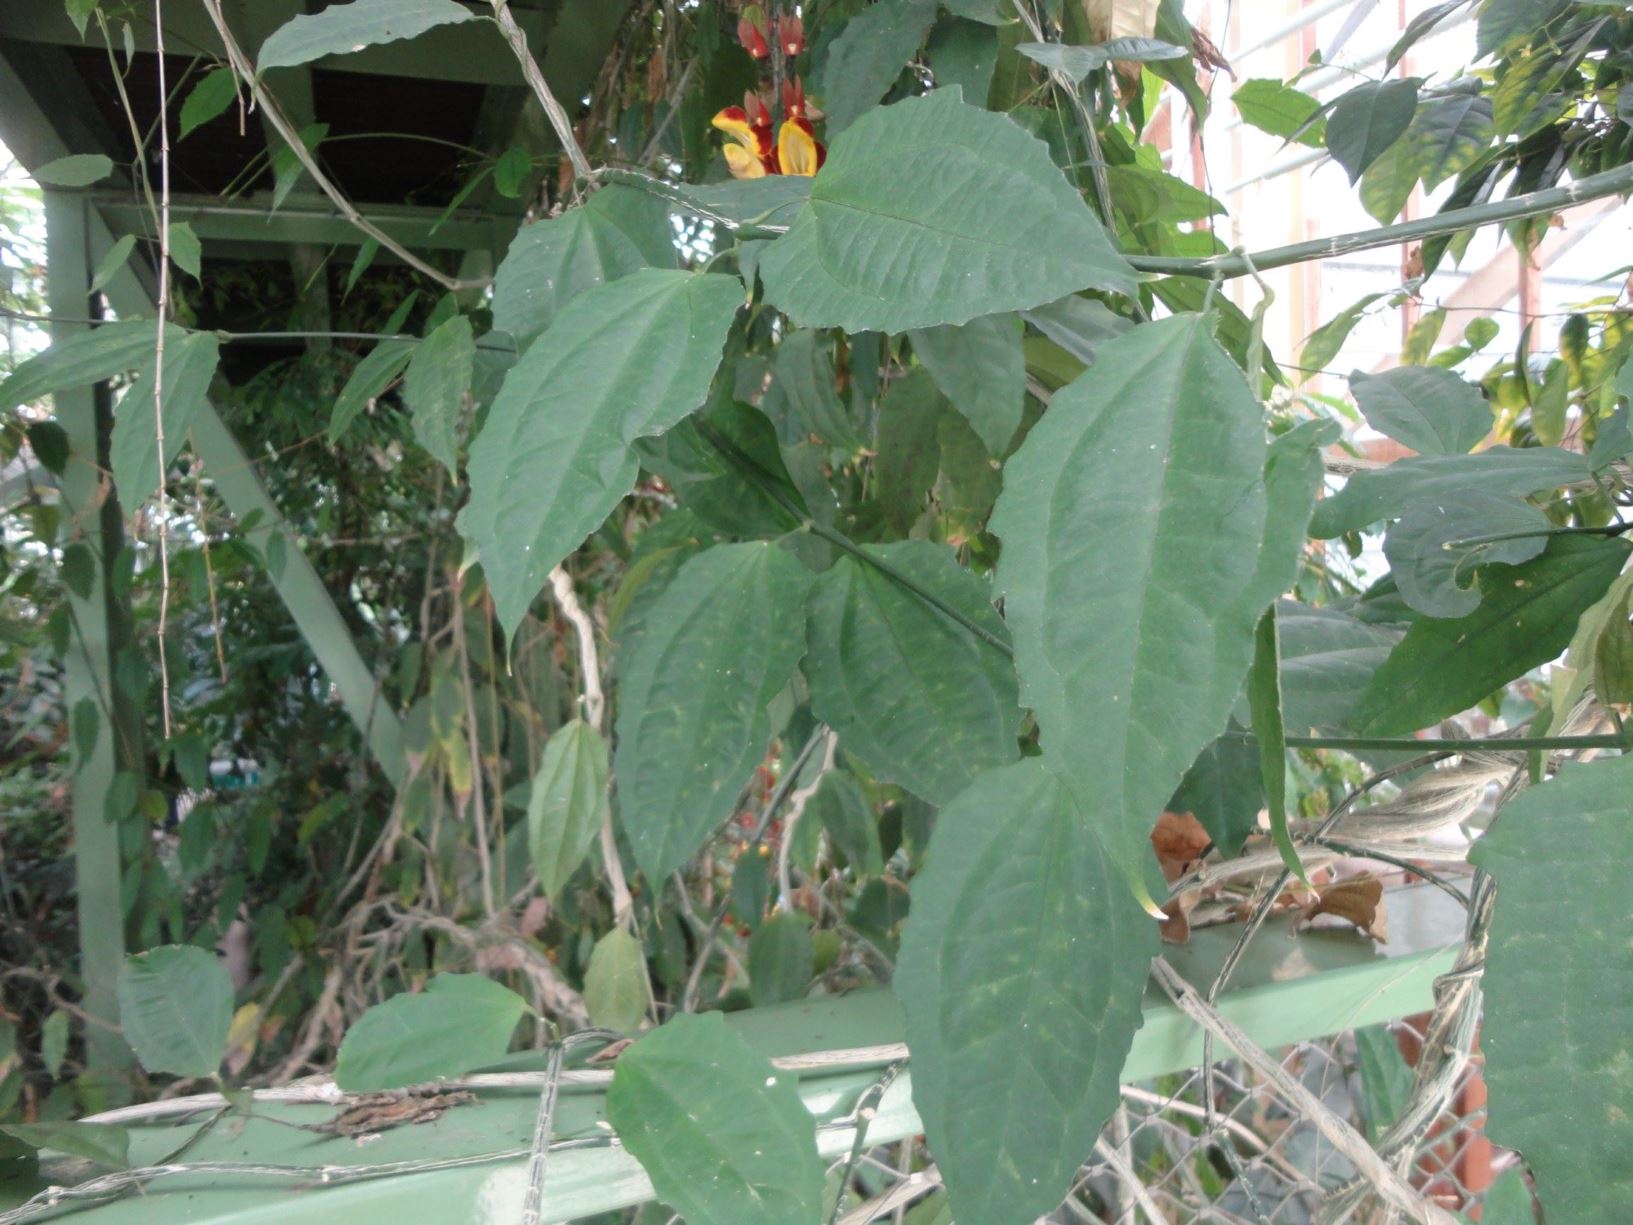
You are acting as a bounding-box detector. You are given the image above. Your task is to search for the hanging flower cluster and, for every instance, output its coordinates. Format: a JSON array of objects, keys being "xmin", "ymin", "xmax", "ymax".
[{"xmin": 711, "ymin": 7, "xmax": 824, "ymax": 179}]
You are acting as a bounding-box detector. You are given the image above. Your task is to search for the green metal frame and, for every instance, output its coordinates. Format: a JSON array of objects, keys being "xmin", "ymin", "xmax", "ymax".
[{"xmin": 4, "ymin": 885, "xmax": 1465, "ymax": 1223}]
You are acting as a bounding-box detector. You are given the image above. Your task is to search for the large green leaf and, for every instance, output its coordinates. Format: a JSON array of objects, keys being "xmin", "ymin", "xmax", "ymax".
[
  {"xmin": 1478, "ymin": 0, "xmax": 1565, "ymax": 57},
  {"xmin": 608, "ymin": 1013, "xmax": 825, "ymax": 1225},
  {"xmin": 459, "ymin": 270, "xmax": 741, "ymax": 639},
  {"xmin": 1232, "ymin": 78, "xmax": 1325, "ymax": 146},
  {"xmin": 816, "ymin": 0, "xmax": 937, "ymax": 133},
  {"xmin": 873, "ymin": 370, "xmax": 947, "ymax": 534},
  {"xmin": 1275, "ymin": 602, "xmax": 1402, "ymax": 733},
  {"xmin": 811, "ymin": 770, "xmax": 883, "ymax": 875},
  {"xmin": 805, "ymin": 541, "xmax": 1019, "ymax": 806},
  {"xmin": 1382, "ymin": 490, "xmax": 1550, "ymax": 619},
  {"xmin": 635, "ymin": 400, "xmax": 804, "ymax": 538},
  {"xmin": 1347, "ymin": 366, "xmax": 1491, "ymax": 456},
  {"xmin": 490, "ymin": 186, "xmax": 676, "ymax": 349},
  {"xmin": 403, "ymin": 314, "xmax": 474, "ymax": 474},
  {"xmin": 258, "ymin": 0, "xmax": 477, "ymax": 71},
  {"xmin": 991, "ymin": 316, "xmax": 1315, "ymax": 895},
  {"xmin": 335, "ymin": 974, "xmax": 526, "ymax": 1091},
  {"xmin": 117, "ymin": 945, "xmax": 234, "ymax": 1078},
  {"xmin": 527, "ymin": 719, "xmax": 609, "ymax": 900},
  {"xmin": 327, "ymin": 339, "xmax": 413, "ymax": 443},
  {"xmin": 760, "ymin": 329, "xmax": 863, "ymax": 451},
  {"xmin": 1324, "ymin": 79, "xmax": 1419, "ymax": 183},
  {"xmin": 759, "ymin": 90, "xmax": 1137, "ymax": 333},
  {"xmin": 0, "ymin": 1122, "xmax": 130, "ymax": 1170},
  {"xmin": 909, "ymin": 314, "xmax": 1025, "ymax": 456},
  {"xmin": 583, "ymin": 928, "xmax": 651, "ymax": 1033},
  {"xmin": 1353, "ymin": 535, "xmax": 1631, "ymax": 735},
  {"xmin": 1469, "ymin": 754, "xmax": 1633, "ymax": 1224},
  {"xmin": 927, "ymin": 17, "xmax": 999, "ymax": 104},
  {"xmin": 895, "ymin": 760, "xmax": 1157, "ymax": 1225},
  {"xmin": 614, "ymin": 543, "xmax": 813, "ymax": 883},
  {"xmin": 1308, "ymin": 446, "xmax": 1588, "ymax": 538},
  {"xmin": 747, "ymin": 913, "xmax": 815, "ymax": 1006},
  {"xmin": 111, "ymin": 330, "xmax": 221, "ymax": 507},
  {"xmin": 1169, "ymin": 728, "xmax": 1263, "ymax": 858},
  {"xmin": 1247, "ymin": 606, "xmax": 1302, "ymax": 880},
  {"xmin": 0, "ymin": 321, "xmax": 177, "ymax": 413},
  {"xmin": 1409, "ymin": 93, "xmax": 1495, "ymax": 189}
]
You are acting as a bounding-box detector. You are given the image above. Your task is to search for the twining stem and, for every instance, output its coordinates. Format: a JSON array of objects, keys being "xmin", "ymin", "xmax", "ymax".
[
  {"xmin": 1444, "ymin": 522, "xmax": 1632, "ymax": 550},
  {"xmin": 488, "ymin": 1, "xmax": 594, "ymax": 185},
  {"xmin": 1272, "ymin": 732, "xmax": 1630, "ymax": 752}
]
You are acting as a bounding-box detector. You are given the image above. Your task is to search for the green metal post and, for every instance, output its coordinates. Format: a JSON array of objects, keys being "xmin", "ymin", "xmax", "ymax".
[{"xmin": 44, "ymin": 193, "xmax": 136, "ymax": 1073}]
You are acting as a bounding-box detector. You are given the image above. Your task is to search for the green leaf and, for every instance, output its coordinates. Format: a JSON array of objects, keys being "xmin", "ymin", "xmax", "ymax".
[
  {"xmin": 1169, "ymin": 729, "xmax": 1263, "ymax": 858},
  {"xmin": 1479, "ymin": 1168, "xmax": 1538, "ymax": 1225},
  {"xmin": 1354, "ymin": 535, "xmax": 1631, "ymax": 735},
  {"xmin": 1232, "ymin": 78, "xmax": 1325, "ymax": 146},
  {"xmin": 271, "ymin": 123, "xmax": 328, "ymax": 212},
  {"xmin": 1409, "ymin": 94, "xmax": 1494, "ymax": 189},
  {"xmin": 90, "ymin": 234, "xmax": 137, "ymax": 293},
  {"xmin": 1300, "ymin": 293, "xmax": 1383, "ymax": 373},
  {"xmin": 111, "ymin": 329, "xmax": 220, "ymax": 507},
  {"xmin": 492, "ymin": 146, "xmax": 531, "ymax": 199},
  {"xmin": 40, "ymin": 1010, "xmax": 68, "ymax": 1078},
  {"xmin": 258, "ymin": 0, "xmax": 478, "ymax": 71},
  {"xmin": 28, "ymin": 421, "xmax": 70, "ymax": 476},
  {"xmin": 927, "ymin": 17, "xmax": 999, "ymax": 104},
  {"xmin": 811, "ymin": 771, "xmax": 883, "ymax": 875},
  {"xmin": 1023, "ymin": 294, "xmax": 1132, "ymax": 364},
  {"xmin": 0, "ymin": 1122, "xmax": 129, "ymax": 1170},
  {"xmin": 1017, "ymin": 37, "xmax": 1186, "ymax": 83},
  {"xmin": 1469, "ymin": 753, "xmax": 1633, "ymax": 1225},
  {"xmin": 804, "ymin": 541, "xmax": 1019, "ymax": 806},
  {"xmin": 817, "ymin": 0, "xmax": 937, "ymax": 133},
  {"xmin": 1492, "ymin": 42, "xmax": 1576, "ymax": 136},
  {"xmin": 0, "ymin": 320, "xmax": 174, "ymax": 413},
  {"xmin": 1478, "ymin": 0, "xmax": 1565, "ymax": 57},
  {"xmin": 1324, "ymin": 78, "xmax": 1419, "ymax": 183},
  {"xmin": 909, "ymin": 314, "xmax": 1025, "ymax": 456},
  {"xmin": 873, "ymin": 369, "xmax": 946, "ymax": 534},
  {"xmin": 1354, "ymin": 1024, "xmax": 1414, "ymax": 1142},
  {"xmin": 1593, "ymin": 581, "xmax": 1633, "ymax": 704},
  {"xmin": 760, "ymin": 90, "xmax": 1138, "ymax": 334},
  {"xmin": 33, "ymin": 154, "xmax": 115, "ymax": 187},
  {"xmin": 614, "ymin": 542, "xmax": 813, "ymax": 883},
  {"xmin": 459, "ymin": 270, "xmax": 741, "ymax": 640},
  {"xmin": 527, "ymin": 719, "xmax": 609, "ymax": 900},
  {"xmin": 403, "ymin": 314, "xmax": 474, "ymax": 473},
  {"xmin": 1308, "ymin": 446, "xmax": 1588, "ymax": 538},
  {"xmin": 895, "ymin": 759, "xmax": 1157, "ymax": 1225},
  {"xmin": 63, "ymin": 0, "xmax": 99, "ymax": 38},
  {"xmin": 1382, "ymin": 490, "xmax": 1550, "ymax": 619},
  {"xmin": 761, "ymin": 329, "xmax": 863, "ymax": 451},
  {"xmin": 327, "ymin": 339, "xmax": 412, "ymax": 444},
  {"xmin": 179, "ymin": 67, "xmax": 237, "ymax": 139},
  {"xmin": 490, "ymin": 186, "xmax": 676, "ymax": 348},
  {"xmin": 991, "ymin": 316, "xmax": 1312, "ymax": 897},
  {"xmin": 166, "ymin": 221, "xmax": 202, "ymax": 281},
  {"xmin": 635, "ymin": 401, "xmax": 806, "ymax": 538},
  {"xmin": 334, "ymin": 974, "xmax": 526, "ymax": 1091},
  {"xmin": 665, "ymin": 177, "xmax": 812, "ymax": 230},
  {"xmin": 747, "ymin": 913, "xmax": 815, "ymax": 1006},
  {"xmin": 1544, "ymin": 564, "xmax": 1633, "ymax": 735},
  {"xmin": 583, "ymin": 929, "xmax": 651, "ymax": 1033},
  {"xmin": 117, "ymin": 945, "xmax": 234, "ymax": 1078},
  {"xmin": 1358, "ymin": 134, "xmax": 1417, "ymax": 225},
  {"xmin": 1348, "ymin": 366, "xmax": 1491, "ymax": 456},
  {"xmin": 609, "ymin": 1013, "xmax": 825, "ymax": 1224},
  {"xmin": 1247, "ymin": 606, "xmax": 1303, "ymax": 882}
]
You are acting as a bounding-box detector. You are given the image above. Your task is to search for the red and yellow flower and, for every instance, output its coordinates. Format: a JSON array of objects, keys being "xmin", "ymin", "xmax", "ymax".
[{"xmin": 711, "ymin": 81, "xmax": 825, "ymax": 179}]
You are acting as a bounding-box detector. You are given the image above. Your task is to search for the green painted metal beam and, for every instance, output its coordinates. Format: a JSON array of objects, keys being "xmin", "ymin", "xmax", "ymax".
[
  {"xmin": 0, "ymin": 0, "xmax": 554, "ymax": 87},
  {"xmin": 87, "ymin": 193, "xmax": 514, "ymax": 255},
  {"xmin": 5, "ymin": 885, "xmax": 1465, "ymax": 1223},
  {"xmin": 43, "ymin": 192, "xmax": 137, "ymax": 1075}
]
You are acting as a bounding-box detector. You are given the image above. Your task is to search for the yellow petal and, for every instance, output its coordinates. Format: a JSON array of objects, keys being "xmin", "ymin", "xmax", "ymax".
[
  {"xmin": 723, "ymin": 144, "xmax": 768, "ymax": 180},
  {"xmin": 776, "ymin": 121, "xmax": 820, "ymax": 177}
]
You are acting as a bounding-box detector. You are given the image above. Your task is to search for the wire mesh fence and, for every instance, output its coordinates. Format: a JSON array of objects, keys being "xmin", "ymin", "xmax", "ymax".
[{"xmin": 794, "ymin": 1013, "xmax": 1509, "ymax": 1225}]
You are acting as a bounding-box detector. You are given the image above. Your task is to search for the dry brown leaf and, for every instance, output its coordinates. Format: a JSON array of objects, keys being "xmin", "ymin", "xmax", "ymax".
[
  {"xmin": 1152, "ymin": 810, "xmax": 1212, "ymax": 882},
  {"xmin": 1300, "ymin": 877, "xmax": 1387, "ymax": 941}
]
